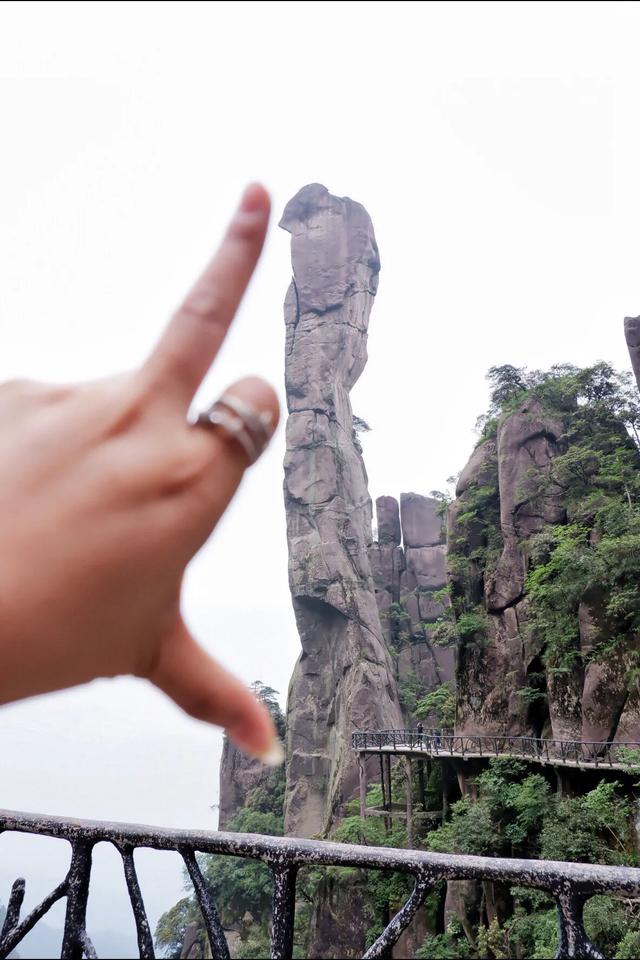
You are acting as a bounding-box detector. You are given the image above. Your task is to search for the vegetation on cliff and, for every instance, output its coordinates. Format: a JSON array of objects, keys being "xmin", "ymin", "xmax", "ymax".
[
  {"xmin": 414, "ymin": 361, "xmax": 640, "ymax": 957},
  {"xmin": 448, "ymin": 361, "xmax": 640, "ymax": 732},
  {"xmin": 416, "ymin": 758, "xmax": 639, "ymax": 959}
]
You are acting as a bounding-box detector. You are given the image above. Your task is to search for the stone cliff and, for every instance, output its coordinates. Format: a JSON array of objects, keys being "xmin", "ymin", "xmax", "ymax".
[
  {"xmin": 626, "ymin": 315, "xmax": 640, "ymax": 392},
  {"xmin": 369, "ymin": 493, "xmax": 454, "ymax": 719},
  {"xmin": 280, "ymin": 184, "xmax": 403, "ymax": 839},
  {"xmin": 217, "ymin": 737, "xmax": 274, "ymax": 830},
  {"xmin": 450, "ymin": 385, "xmax": 640, "ymax": 743}
]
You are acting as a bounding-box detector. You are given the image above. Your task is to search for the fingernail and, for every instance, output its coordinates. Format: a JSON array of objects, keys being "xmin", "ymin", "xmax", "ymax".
[
  {"xmin": 240, "ymin": 183, "xmax": 268, "ymax": 214},
  {"xmin": 257, "ymin": 739, "xmax": 285, "ymax": 767},
  {"xmin": 259, "ymin": 409, "xmax": 276, "ymax": 434}
]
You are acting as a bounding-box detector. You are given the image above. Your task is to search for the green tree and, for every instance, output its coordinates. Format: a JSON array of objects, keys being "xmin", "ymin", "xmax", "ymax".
[
  {"xmin": 415, "ymin": 681, "xmax": 456, "ymax": 730},
  {"xmin": 154, "ymin": 897, "xmax": 201, "ymax": 959}
]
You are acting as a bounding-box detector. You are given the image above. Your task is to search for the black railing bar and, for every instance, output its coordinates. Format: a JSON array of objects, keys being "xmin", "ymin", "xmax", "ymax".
[
  {"xmin": 80, "ymin": 932, "xmax": 98, "ymax": 959},
  {"xmin": 0, "ymin": 878, "xmax": 68, "ymax": 957},
  {"xmin": 119, "ymin": 846, "xmax": 155, "ymax": 959},
  {"xmin": 270, "ymin": 864, "xmax": 297, "ymax": 960},
  {"xmin": 363, "ymin": 871, "xmax": 434, "ymax": 959},
  {"xmin": 1, "ymin": 810, "xmax": 639, "ymax": 894},
  {"xmin": 60, "ymin": 841, "xmax": 92, "ymax": 959},
  {"xmin": 181, "ymin": 849, "xmax": 229, "ymax": 960},
  {"xmin": 0, "ymin": 878, "xmax": 24, "ymax": 941}
]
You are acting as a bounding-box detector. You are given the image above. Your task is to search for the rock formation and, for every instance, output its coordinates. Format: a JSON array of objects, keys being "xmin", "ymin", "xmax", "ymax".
[
  {"xmin": 280, "ymin": 184, "xmax": 403, "ymax": 839},
  {"xmin": 369, "ymin": 494, "xmax": 454, "ymax": 716},
  {"xmin": 625, "ymin": 315, "xmax": 640, "ymax": 391},
  {"xmin": 452, "ymin": 398, "xmax": 571, "ymax": 739},
  {"xmin": 451, "ymin": 395, "xmax": 640, "ymax": 743},
  {"xmin": 217, "ymin": 737, "xmax": 274, "ymax": 830}
]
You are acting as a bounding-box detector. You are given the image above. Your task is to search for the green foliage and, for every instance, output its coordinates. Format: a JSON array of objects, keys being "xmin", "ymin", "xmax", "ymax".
[
  {"xmin": 423, "ymin": 762, "xmax": 444, "ymax": 812},
  {"xmin": 235, "ymin": 929, "xmax": 273, "ymax": 959},
  {"xmin": 473, "ymin": 897, "xmax": 640, "ymax": 960},
  {"xmin": 430, "ymin": 614, "xmax": 459, "ymax": 647},
  {"xmin": 583, "ymin": 895, "xmax": 630, "ymax": 958},
  {"xmin": 540, "ymin": 780, "xmax": 633, "ymax": 865},
  {"xmin": 430, "ymin": 488, "xmax": 453, "ymax": 516},
  {"xmin": 197, "ymin": 806, "xmax": 284, "ymax": 941},
  {"xmin": 415, "ymin": 681, "xmax": 456, "ymax": 730},
  {"xmin": 456, "ymin": 609, "xmax": 488, "ymax": 643},
  {"xmin": 510, "ymin": 363, "xmax": 640, "ymax": 668},
  {"xmin": 464, "ymin": 362, "xmax": 640, "ymax": 672},
  {"xmin": 426, "ymin": 760, "xmax": 634, "ymax": 871},
  {"xmin": 416, "ymin": 926, "xmax": 472, "ymax": 959},
  {"xmin": 154, "ymin": 897, "xmax": 201, "ymax": 959},
  {"xmin": 397, "ymin": 669, "xmax": 421, "ymax": 715},
  {"xmin": 421, "ymin": 762, "xmax": 638, "ymax": 958},
  {"xmin": 331, "ymin": 812, "xmax": 413, "ymax": 950},
  {"xmin": 249, "ymin": 681, "xmax": 286, "ymax": 739},
  {"xmin": 426, "ymin": 795, "xmax": 495, "ymax": 855},
  {"xmin": 505, "ymin": 890, "xmax": 558, "ymax": 959},
  {"xmin": 616, "ymin": 929, "xmax": 640, "ymax": 959},
  {"xmin": 386, "ymin": 602, "xmax": 408, "ymax": 624},
  {"xmin": 616, "ymin": 746, "xmax": 640, "ymax": 784}
]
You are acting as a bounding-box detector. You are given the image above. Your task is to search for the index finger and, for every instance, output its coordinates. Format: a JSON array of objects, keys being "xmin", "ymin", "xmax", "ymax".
[{"xmin": 143, "ymin": 183, "xmax": 271, "ymax": 407}]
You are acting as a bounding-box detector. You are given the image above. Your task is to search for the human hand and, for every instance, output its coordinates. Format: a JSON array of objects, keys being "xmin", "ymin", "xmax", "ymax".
[{"xmin": 0, "ymin": 184, "xmax": 283, "ymax": 763}]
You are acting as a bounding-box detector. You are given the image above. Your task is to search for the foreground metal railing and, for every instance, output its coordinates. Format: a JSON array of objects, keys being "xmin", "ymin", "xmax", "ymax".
[
  {"xmin": 352, "ymin": 729, "xmax": 640, "ymax": 769},
  {"xmin": 1, "ymin": 810, "xmax": 639, "ymax": 959}
]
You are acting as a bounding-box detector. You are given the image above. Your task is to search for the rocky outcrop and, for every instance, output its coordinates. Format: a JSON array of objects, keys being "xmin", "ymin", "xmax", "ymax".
[
  {"xmin": 452, "ymin": 396, "xmax": 640, "ymax": 744},
  {"xmin": 280, "ymin": 184, "xmax": 402, "ymax": 839},
  {"xmin": 625, "ymin": 315, "xmax": 640, "ymax": 391},
  {"xmin": 453, "ymin": 400, "xmax": 568, "ymax": 738},
  {"xmin": 485, "ymin": 399, "xmax": 565, "ymax": 613},
  {"xmin": 217, "ymin": 737, "xmax": 273, "ymax": 830},
  {"xmin": 369, "ymin": 494, "xmax": 453, "ymax": 717}
]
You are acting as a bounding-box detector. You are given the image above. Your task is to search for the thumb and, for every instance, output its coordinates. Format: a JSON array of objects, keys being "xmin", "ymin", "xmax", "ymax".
[{"xmin": 150, "ymin": 619, "xmax": 283, "ymax": 765}]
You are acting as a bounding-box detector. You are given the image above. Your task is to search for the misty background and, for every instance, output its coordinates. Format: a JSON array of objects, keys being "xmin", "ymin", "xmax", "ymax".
[{"xmin": 1, "ymin": 1, "xmax": 639, "ymax": 954}]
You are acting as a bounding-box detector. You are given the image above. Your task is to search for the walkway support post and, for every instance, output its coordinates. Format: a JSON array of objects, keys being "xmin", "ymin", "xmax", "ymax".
[
  {"xmin": 384, "ymin": 754, "xmax": 392, "ymax": 834},
  {"xmin": 417, "ymin": 758, "xmax": 426, "ymax": 810},
  {"xmin": 359, "ymin": 754, "xmax": 367, "ymax": 820},
  {"xmin": 404, "ymin": 757, "xmax": 413, "ymax": 848}
]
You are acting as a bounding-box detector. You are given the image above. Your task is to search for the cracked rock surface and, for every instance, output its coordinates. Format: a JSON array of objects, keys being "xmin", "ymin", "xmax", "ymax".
[
  {"xmin": 369, "ymin": 494, "xmax": 454, "ymax": 714},
  {"xmin": 452, "ymin": 399, "xmax": 640, "ymax": 743},
  {"xmin": 280, "ymin": 184, "xmax": 402, "ymax": 839}
]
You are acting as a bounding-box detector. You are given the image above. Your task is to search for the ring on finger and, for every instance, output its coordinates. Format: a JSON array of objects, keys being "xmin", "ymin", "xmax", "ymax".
[{"xmin": 195, "ymin": 394, "xmax": 274, "ymax": 465}]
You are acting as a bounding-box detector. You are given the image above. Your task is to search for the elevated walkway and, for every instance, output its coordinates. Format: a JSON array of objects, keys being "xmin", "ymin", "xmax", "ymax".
[{"xmin": 352, "ymin": 729, "xmax": 640, "ymax": 772}]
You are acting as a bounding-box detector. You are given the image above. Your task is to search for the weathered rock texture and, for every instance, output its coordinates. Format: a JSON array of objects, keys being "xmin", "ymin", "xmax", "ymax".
[
  {"xmin": 451, "ymin": 399, "xmax": 570, "ymax": 738},
  {"xmin": 217, "ymin": 737, "xmax": 273, "ymax": 830},
  {"xmin": 451, "ymin": 397, "xmax": 640, "ymax": 744},
  {"xmin": 281, "ymin": 184, "xmax": 402, "ymax": 839},
  {"xmin": 369, "ymin": 494, "xmax": 454, "ymax": 717},
  {"xmin": 625, "ymin": 315, "xmax": 640, "ymax": 392}
]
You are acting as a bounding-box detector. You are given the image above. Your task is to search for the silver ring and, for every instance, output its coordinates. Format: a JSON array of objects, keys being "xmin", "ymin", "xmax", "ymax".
[{"xmin": 195, "ymin": 394, "xmax": 274, "ymax": 465}]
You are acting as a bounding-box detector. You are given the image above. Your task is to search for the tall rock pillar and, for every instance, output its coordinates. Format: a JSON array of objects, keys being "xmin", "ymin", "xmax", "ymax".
[
  {"xmin": 625, "ymin": 315, "xmax": 640, "ymax": 391},
  {"xmin": 280, "ymin": 184, "xmax": 402, "ymax": 838}
]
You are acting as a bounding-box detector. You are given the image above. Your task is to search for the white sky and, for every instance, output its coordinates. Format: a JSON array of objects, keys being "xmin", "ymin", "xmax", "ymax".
[{"xmin": 1, "ymin": 0, "xmax": 639, "ymax": 947}]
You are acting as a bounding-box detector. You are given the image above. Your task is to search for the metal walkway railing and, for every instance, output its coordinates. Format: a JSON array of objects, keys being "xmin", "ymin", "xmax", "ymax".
[
  {"xmin": 0, "ymin": 808, "xmax": 638, "ymax": 958},
  {"xmin": 352, "ymin": 729, "xmax": 640, "ymax": 770}
]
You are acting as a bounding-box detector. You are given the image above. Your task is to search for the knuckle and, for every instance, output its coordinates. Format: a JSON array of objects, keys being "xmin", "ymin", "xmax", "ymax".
[
  {"xmin": 99, "ymin": 373, "xmax": 156, "ymax": 437},
  {"xmin": 227, "ymin": 211, "xmax": 264, "ymax": 245},
  {"xmin": 178, "ymin": 285, "xmax": 232, "ymax": 326},
  {"xmin": 161, "ymin": 434, "xmax": 214, "ymax": 491}
]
